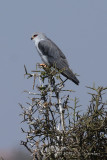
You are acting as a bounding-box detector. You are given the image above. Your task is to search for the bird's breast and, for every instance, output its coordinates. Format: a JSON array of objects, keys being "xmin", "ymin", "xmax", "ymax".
[
  {"xmin": 41, "ymin": 55, "xmax": 50, "ymax": 66},
  {"xmin": 35, "ymin": 44, "xmax": 50, "ymax": 66}
]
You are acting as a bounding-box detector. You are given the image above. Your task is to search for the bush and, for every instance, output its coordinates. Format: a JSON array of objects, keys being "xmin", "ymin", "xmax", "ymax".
[{"xmin": 20, "ymin": 65, "xmax": 107, "ymax": 160}]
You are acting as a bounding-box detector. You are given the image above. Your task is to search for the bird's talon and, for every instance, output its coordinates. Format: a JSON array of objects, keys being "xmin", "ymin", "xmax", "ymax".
[{"xmin": 39, "ymin": 64, "xmax": 47, "ymax": 68}]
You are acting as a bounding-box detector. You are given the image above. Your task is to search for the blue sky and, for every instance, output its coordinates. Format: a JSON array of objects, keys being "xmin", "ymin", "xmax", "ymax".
[{"xmin": 0, "ymin": 0, "xmax": 107, "ymax": 149}]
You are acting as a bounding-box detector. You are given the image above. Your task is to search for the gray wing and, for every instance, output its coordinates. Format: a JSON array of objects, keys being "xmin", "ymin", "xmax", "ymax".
[
  {"xmin": 38, "ymin": 39, "xmax": 79, "ymax": 85},
  {"xmin": 38, "ymin": 39, "xmax": 69, "ymax": 69}
]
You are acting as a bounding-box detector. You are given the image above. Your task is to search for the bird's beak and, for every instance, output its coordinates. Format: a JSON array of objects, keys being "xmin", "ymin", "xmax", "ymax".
[{"xmin": 31, "ymin": 36, "xmax": 34, "ymax": 40}]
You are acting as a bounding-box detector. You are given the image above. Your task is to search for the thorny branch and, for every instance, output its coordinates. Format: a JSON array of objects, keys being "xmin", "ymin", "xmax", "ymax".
[{"xmin": 20, "ymin": 65, "xmax": 107, "ymax": 160}]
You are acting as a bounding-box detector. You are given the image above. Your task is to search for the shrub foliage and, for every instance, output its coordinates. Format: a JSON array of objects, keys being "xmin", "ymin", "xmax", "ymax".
[{"xmin": 20, "ymin": 65, "xmax": 107, "ymax": 160}]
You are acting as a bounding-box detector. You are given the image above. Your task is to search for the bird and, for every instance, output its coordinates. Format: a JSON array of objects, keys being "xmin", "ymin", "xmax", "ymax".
[{"xmin": 31, "ymin": 32, "xmax": 79, "ymax": 85}]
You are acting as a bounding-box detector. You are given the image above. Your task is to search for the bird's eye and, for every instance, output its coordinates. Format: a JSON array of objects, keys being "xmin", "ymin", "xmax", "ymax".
[{"xmin": 34, "ymin": 34, "xmax": 37, "ymax": 37}]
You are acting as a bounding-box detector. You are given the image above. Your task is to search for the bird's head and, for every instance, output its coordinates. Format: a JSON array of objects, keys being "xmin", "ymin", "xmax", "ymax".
[
  {"xmin": 31, "ymin": 33, "xmax": 38, "ymax": 40},
  {"xmin": 31, "ymin": 32, "xmax": 46, "ymax": 41}
]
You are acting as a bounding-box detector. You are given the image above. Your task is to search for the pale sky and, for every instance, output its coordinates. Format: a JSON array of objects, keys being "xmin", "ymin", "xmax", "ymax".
[{"xmin": 0, "ymin": 0, "xmax": 107, "ymax": 149}]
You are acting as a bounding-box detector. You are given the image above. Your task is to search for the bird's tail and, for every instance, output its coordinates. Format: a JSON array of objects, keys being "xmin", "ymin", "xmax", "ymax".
[{"xmin": 62, "ymin": 68, "xmax": 79, "ymax": 85}]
